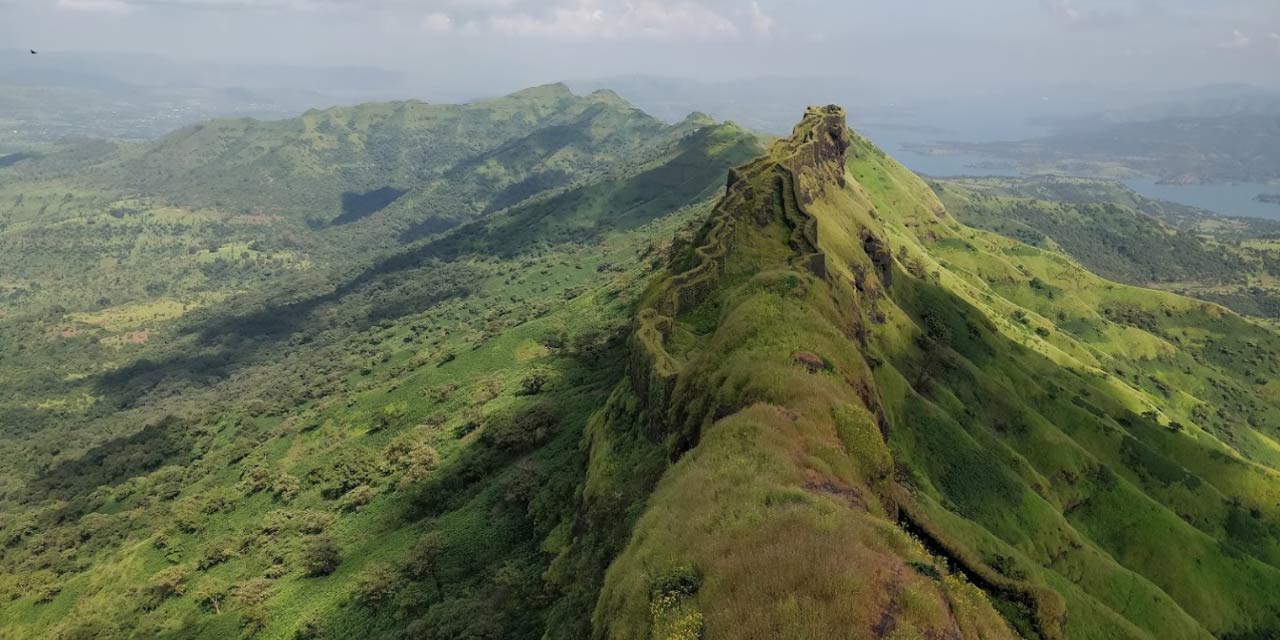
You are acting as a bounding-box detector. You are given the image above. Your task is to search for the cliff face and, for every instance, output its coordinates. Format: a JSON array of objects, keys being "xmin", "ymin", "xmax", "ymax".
[{"xmin": 576, "ymin": 106, "xmax": 1280, "ymax": 640}]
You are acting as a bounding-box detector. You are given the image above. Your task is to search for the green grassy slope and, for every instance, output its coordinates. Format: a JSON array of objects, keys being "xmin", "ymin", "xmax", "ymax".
[
  {"xmin": 588, "ymin": 107, "xmax": 1280, "ymax": 639},
  {"xmin": 4, "ymin": 97, "xmax": 1280, "ymax": 640},
  {"xmin": 0, "ymin": 90, "xmax": 767, "ymax": 639},
  {"xmin": 936, "ymin": 175, "xmax": 1280, "ymax": 318},
  {"xmin": 0, "ymin": 86, "xmax": 761, "ymax": 497}
]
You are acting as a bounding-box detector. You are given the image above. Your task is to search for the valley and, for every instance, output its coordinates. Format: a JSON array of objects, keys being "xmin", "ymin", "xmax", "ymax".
[{"xmin": 1, "ymin": 88, "xmax": 1279, "ymax": 639}]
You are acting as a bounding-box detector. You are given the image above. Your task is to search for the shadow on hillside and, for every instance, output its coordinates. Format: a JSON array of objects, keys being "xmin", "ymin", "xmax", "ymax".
[
  {"xmin": 331, "ymin": 186, "xmax": 407, "ymax": 225},
  {"xmin": 87, "ymin": 126, "xmax": 751, "ymax": 413},
  {"xmin": 24, "ymin": 416, "xmax": 196, "ymax": 506},
  {"xmin": 132, "ymin": 330, "xmax": 626, "ymax": 640},
  {"xmin": 89, "ymin": 264, "xmax": 475, "ymax": 409},
  {"xmin": 0, "ymin": 152, "xmax": 36, "ymax": 168},
  {"xmin": 398, "ymin": 124, "xmax": 749, "ymax": 250}
]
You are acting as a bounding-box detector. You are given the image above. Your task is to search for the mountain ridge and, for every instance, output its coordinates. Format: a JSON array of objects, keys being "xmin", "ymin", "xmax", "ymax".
[
  {"xmin": 3, "ymin": 94, "xmax": 1280, "ymax": 639},
  {"xmin": 581, "ymin": 105, "xmax": 1280, "ymax": 639}
]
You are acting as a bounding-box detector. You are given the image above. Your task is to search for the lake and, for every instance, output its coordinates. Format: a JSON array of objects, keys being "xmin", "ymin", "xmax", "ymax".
[
  {"xmin": 863, "ymin": 125, "xmax": 1280, "ymax": 221},
  {"xmin": 1121, "ymin": 180, "xmax": 1280, "ymax": 220},
  {"xmin": 885, "ymin": 144, "xmax": 1280, "ymax": 221}
]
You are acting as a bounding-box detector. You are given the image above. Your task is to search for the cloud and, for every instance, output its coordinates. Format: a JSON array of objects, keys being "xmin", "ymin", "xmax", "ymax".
[
  {"xmin": 423, "ymin": 11, "xmax": 453, "ymax": 32},
  {"xmin": 47, "ymin": 0, "xmax": 758, "ymax": 40},
  {"xmin": 1038, "ymin": 0, "xmax": 1145, "ymax": 30},
  {"xmin": 1041, "ymin": 0, "xmax": 1081, "ymax": 25},
  {"xmin": 748, "ymin": 1, "xmax": 772, "ymax": 36},
  {"xmin": 1217, "ymin": 29, "xmax": 1250, "ymax": 49},
  {"xmin": 57, "ymin": 0, "xmax": 132, "ymax": 12},
  {"xmin": 56, "ymin": 0, "xmax": 351, "ymax": 11},
  {"xmin": 488, "ymin": 1, "xmax": 741, "ymax": 40}
]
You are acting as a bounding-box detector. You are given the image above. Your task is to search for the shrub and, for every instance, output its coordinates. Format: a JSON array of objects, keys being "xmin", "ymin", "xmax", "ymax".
[
  {"xmin": 193, "ymin": 580, "xmax": 229, "ymax": 614},
  {"xmin": 405, "ymin": 532, "xmax": 447, "ymax": 597},
  {"xmin": 311, "ymin": 451, "xmax": 376, "ymax": 500},
  {"xmin": 241, "ymin": 605, "xmax": 270, "ymax": 637},
  {"xmin": 480, "ymin": 402, "xmax": 560, "ymax": 452},
  {"xmin": 649, "ymin": 565, "xmax": 701, "ymax": 602},
  {"xmin": 240, "ymin": 466, "xmax": 276, "ymax": 495},
  {"xmin": 296, "ymin": 511, "xmax": 333, "ymax": 535},
  {"xmin": 301, "ymin": 536, "xmax": 341, "ymax": 577},
  {"xmin": 294, "ymin": 618, "xmax": 325, "ymax": 640},
  {"xmin": 172, "ymin": 499, "xmax": 206, "ymax": 534},
  {"xmin": 424, "ymin": 383, "xmax": 458, "ymax": 403},
  {"xmin": 501, "ymin": 460, "xmax": 545, "ymax": 506},
  {"xmin": 34, "ymin": 582, "xmax": 61, "ymax": 605},
  {"xmin": 371, "ymin": 403, "xmax": 408, "ymax": 433},
  {"xmin": 338, "ymin": 485, "xmax": 376, "ymax": 512},
  {"xmin": 197, "ymin": 541, "xmax": 234, "ymax": 571},
  {"xmin": 141, "ymin": 565, "xmax": 191, "ymax": 610},
  {"xmin": 232, "ymin": 578, "xmax": 274, "ymax": 607},
  {"xmin": 52, "ymin": 615, "xmax": 122, "ymax": 640},
  {"xmin": 355, "ymin": 564, "xmax": 403, "ymax": 609},
  {"xmin": 518, "ymin": 368, "xmax": 552, "ymax": 396},
  {"xmin": 408, "ymin": 597, "xmax": 504, "ymax": 640},
  {"xmin": 384, "ymin": 433, "xmax": 440, "ymax": 488}
]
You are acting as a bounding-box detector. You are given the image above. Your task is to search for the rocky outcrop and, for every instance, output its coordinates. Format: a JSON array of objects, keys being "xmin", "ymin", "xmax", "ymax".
[{"xmin": 625, "ymin": 106, "xmax": 856, "ymax": 440}]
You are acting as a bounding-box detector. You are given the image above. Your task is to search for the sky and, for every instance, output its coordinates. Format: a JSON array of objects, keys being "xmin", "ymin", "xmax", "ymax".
[{"xmin": 2, "ymin": 0, "xmax": 1279, "ymax": 102}]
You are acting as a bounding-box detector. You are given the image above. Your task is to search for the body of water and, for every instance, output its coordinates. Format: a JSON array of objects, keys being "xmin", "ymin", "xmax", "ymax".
[
  {"xmin": 1122, "ymin": 180, "xmax": 1280, "ymax": 220},
  {"xmin": 888, "ymin": 146, "xmax": 1021, "ymax": 178},
  {"xmin": 865, "ymin": 128, "xmax": 1280, "ymax": 221},
  {"xmin": 864, "ymin": 123, "xmax": 1029, "ymax": 180}
]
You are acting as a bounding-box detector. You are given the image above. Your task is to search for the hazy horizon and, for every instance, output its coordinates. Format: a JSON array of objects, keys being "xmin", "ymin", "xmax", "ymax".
[{"xmin": 4, "ymin": 0, "xmax": 1278, "ymax": 103}]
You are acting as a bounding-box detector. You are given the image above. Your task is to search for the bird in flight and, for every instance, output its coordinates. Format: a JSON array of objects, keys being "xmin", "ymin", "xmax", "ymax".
[{"xmin": 29, "ymin": 50, "xmax": 37, "ymax": 55}]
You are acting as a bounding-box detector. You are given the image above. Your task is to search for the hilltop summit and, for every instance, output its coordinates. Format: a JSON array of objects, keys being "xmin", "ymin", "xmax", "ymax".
[{"xmin": 586, "ymin": 106, "xmax": 1280, "ymax": 639}]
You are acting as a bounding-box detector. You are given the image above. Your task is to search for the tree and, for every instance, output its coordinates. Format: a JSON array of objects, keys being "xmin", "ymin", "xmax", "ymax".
[
  {"xmin": 408, "ymin": 597, "xmax": 504, "ymax": 640},
  {"xmin": 518, "ymin": 368, "xmax": 552, "ymax": 396},
  {"xmin": 371, "ymin": 403, "xmax": 408, "ymax": 432},
  {"xmin": 355, "ymin": 564, "xmax": 403, "ymax": 609},
  {"xmin": 405, "ymin": 532, "xmax": 447, "ymax": 599},
  {"xmin": 301, "ymin": 536, "xmax": 341, "ymax": 577},
  {"xmin": 193, "ymin": 580, "xmax": 230, "ymax": 614},
  {"xmin": 480, "ymin": 402, "xmax": 560, "ymax": 452},
  {"xmin": 141, "ymin": 565, "xmax": 191, "ymax": 610},
  {"xmin": 338, "ymin": 485, "xmax": 376, "ymax": 512}
]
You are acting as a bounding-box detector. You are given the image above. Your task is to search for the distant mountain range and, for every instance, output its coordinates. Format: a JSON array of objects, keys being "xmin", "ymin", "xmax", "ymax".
[
  {"xmin": 0, "ymin": 51, "xmax": 407, "ymax": 148},
  {"xmin": 4, "ymin": 85, "xmax": 1280, "ymax": 639}
]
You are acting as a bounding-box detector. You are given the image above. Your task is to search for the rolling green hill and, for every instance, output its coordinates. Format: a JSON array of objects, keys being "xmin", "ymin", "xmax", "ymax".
[
  {"xmin": 0, "ymin": 84, "xmax": 761, "ymax": 492},
  {"xmin": 2, "ymin": 96, "xmax": 1280, "ymax": 639},
  {"xmin": 588, "ymin": 106, "xmax": 1280, "ymax": 639},
  {"xmin": 935, "ymin": 175, "xmax": 1280, "ymax": 318},
  {"xmin": 0, "ymin": 87, "xmax": 765, "ymax": 639}
]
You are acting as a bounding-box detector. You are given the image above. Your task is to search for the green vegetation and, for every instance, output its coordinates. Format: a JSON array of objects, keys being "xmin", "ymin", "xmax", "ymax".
[
  {"xmin": 2, "ymin": 91, "xmax": 1280, "ymax": 639},
  {"xmin": 0, "ymin": 85, "xmax": 764, "ymax": 639},
  {"xmin": 590, "ymin": 107, "xmax": 1280, "ymax": 639},
  {"xmin": 936, "ymin": 175, "xmax": 1280, "ymax": 319}
]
